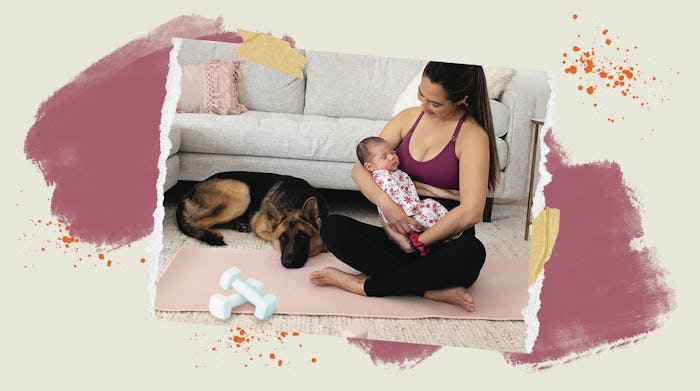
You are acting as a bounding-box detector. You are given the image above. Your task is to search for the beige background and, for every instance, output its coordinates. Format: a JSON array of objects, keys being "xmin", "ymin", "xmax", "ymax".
[{"xmin": 2, "ymin": 0, "xmax": 697, "ymax": 389}]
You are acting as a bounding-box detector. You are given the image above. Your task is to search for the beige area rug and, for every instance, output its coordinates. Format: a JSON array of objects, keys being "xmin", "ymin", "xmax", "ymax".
[
  {"xmin": 156, "ymin": 189, "xmax": 531, "ymax": 351},
  {"xmin": 156, "ymin": 247, "xmax": 528, "ymax": 320}
]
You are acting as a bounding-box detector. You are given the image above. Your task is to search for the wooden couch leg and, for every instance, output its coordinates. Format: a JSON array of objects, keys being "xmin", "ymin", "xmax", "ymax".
[{"xmin": 482, "ymin": 197, "xmax": 493, "ymax": 222}]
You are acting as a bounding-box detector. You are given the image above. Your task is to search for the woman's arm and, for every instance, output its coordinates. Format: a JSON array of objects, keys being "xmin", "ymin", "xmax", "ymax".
[
  {"xmin": 352, "ymin": 108, "xmax": 422, "ymax": 235},
  {"xmin": 414, "ymin": 123, "xmax": 490, "ymax": 247}
]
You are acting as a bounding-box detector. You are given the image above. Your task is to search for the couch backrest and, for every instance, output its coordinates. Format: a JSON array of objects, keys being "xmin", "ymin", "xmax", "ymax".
[
  {"xmin": 303, "ymin": 50, "xmax": 425, "ymax": 121},
  {"xmin": 177, "ymin": 39, "xmax": 306, "ymax": 114}
]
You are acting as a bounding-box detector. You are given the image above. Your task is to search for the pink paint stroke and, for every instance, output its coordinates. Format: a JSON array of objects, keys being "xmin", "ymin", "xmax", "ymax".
[
  {"xmin": 24, "ymin": 15, "xmax": 241, "ymax": 246},
  {"xmin": 504, "ymin": 129, "xmax": 675, "ymax": 369},
  {"xmin": 23, "ymin": 13, "xmax": 675, "ymax": 370},
  {"xmin": 348, "ymin": 338, "xmax": 441, "ymax": 369}
]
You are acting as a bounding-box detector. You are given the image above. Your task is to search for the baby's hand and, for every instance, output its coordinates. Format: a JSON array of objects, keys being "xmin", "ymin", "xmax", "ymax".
[
  {"xmin": 380, "ymin": 219, "xmax": 414, "ymax": 254},
  {"xmin": 379, "ymin": 200, "xmax": 422, "ymax": 235}
]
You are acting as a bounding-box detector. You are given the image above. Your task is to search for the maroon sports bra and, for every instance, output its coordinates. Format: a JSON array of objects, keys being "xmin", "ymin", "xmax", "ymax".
[{"xmin": 395, "ymin": 111, "xmax": 464, "ymax": 190}]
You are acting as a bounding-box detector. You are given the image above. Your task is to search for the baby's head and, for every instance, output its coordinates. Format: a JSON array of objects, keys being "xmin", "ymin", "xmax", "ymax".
[{"xmin": 356, "ymin": 136, "xmax": 400, "ymax": 172}]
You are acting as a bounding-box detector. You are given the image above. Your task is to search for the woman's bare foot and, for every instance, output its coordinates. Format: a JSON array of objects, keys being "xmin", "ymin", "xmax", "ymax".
[
  {"xmin": 424, "ymin": 286, "xmax": 475, "ymax": 312},
  {"xmin": 309, "ymin": 267, "xmax": 368, "ymax": 296}
]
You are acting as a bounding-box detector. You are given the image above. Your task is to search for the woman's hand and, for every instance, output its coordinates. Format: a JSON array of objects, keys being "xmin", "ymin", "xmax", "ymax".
[
  {"xmin": 380, "ymin": 219, "xmax": 414, "ymax": 254},
  {"xmin": 378, "ymin": 199, "xmax": 422, "ymax": 236}
]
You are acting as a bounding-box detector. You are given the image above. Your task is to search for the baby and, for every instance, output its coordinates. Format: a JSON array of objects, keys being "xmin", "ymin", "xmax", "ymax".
[{"xmin": 356, "ymin": 136, "xmax": 460, "ymax": 239}]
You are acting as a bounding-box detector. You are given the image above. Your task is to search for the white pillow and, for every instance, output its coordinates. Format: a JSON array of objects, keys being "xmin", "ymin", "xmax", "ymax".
[
  {"xmin": 484, "ymin": 67, "xmax": 516, "ymax": 99},
  {"xmin": 392, "ymin": 71, "xmax": 422, "ymax": 117},
  {"xmin": 392, "ymin": 67, "xmax": 516, "ymax": 117}
]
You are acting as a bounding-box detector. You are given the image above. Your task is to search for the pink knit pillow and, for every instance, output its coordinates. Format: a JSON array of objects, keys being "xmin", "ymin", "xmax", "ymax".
[{"xmin": 177, "ymin": 59, "xmax": 247, "ymax": 115}]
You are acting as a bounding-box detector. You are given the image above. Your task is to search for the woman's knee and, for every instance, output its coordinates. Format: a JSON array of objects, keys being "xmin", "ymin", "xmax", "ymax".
[
  {"xmin": 472, "ymin": 237, "xmax": 486, "ymax": 266},
  {"xmin": 320, "ymin": 214, "xmax": 352, "ymax": 247}
]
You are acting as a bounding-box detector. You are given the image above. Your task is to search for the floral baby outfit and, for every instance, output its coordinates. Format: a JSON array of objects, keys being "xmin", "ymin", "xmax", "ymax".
[{"xmin": 372, "ymin": 169, "xmax": 461, "ymax": 240}]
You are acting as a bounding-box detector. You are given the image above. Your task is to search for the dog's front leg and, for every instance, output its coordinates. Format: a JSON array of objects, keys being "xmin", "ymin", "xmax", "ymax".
[{"xmin": 250, "ymin": 210, "xmax": 275, "ymax": 242}]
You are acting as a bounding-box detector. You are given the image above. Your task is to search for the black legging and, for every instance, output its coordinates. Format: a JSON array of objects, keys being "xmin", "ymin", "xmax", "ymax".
[{"xmin": 320, "ymin": 214, "xmax": 486, "ymax": 297}]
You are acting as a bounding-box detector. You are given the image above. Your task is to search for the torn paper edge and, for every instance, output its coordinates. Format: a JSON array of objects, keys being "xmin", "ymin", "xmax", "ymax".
[
  {"xmin": 145, "ymin": 37, "xmax": 182, "ymax": 320},
  {"xmin": 523, "ymin": 71, "xmax": 556, "ymax": 353},
  {"xmin": 521, "ymin": 330, "xmax": 654, "ymax": 372}
]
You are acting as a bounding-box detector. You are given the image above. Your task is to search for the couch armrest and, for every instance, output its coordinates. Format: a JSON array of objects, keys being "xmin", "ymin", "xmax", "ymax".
[{"xmin": 494, "ymin": 90, "xmax": 536, "ymax": 200}]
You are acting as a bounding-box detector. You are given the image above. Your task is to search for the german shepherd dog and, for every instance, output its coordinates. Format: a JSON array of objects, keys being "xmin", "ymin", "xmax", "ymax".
[{"xmin": 176, "ymin": 172, "xmax": 330, "ymax": 268}]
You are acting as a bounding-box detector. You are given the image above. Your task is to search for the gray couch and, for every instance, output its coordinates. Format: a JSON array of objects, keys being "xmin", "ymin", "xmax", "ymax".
[{"xmin": 164, "ymin": 38, "xmax": 536, "ymax": 220}]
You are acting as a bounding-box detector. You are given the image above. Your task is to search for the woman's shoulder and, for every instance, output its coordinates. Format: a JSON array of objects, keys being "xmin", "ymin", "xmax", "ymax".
[
  {"xmin": 394, "ymin": 106, "xmax": 422, "ymax": 123},
  {"xmin": 455, "ymin": 118, "xmax": 489, "ymax": 152},
  {"xmin": 394, "ymin": 107, "xmax": 422, "ymax": 133},
  {"xmin": 381, "ymin": 107, "xmax": 422, "ymax": 144}
]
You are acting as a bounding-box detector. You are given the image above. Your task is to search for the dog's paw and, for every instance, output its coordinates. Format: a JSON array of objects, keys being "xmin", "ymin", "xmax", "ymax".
[
  {"xmin": 202, "ymin": 231, "xmax": 226, "ymax": 246},
  {"xmin": 231, "ymin": 220, "xmax": 252, "ymax": 232}
]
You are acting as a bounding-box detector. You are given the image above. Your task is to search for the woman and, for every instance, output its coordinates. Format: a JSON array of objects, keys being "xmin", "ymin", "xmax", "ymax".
[{"xmin": 309, "ymin": 61, "xmax": 500, "ymax": 312}]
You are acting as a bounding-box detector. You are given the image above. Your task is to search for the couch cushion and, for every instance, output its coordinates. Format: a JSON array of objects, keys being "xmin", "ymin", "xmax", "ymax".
[
  {"xmin": 174, "ymin": 111, "xmax": 386, "ymax": 163},
  {"xmin": 177, "ymin": 39, "xmax": 306, "ymax": 114},
  {"xmin": 491, "ymin": 100, "xmax": 509, "ymax": 138},
  {"xmin": 304, "ymin": 50, "xmax": 425, "ymax": 121},
  {"xmin": 167, "ymin": 125, "xmax": 181, "ymax": 157},
  {"xmin": 164, "ymin": 154, "xmax": 180, "ymax": 191},
  {"xmin": 495, "ymin": 136, "xmax": 508, "ymax": 171},
  {"xmin": 174, "ymin": 109, "xmax": 510, "ymax": 170}
]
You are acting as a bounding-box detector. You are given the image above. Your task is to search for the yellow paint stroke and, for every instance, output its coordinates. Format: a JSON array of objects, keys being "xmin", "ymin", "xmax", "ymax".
[
  {"xmin": 236, "ymin": 29, "xmax": 306, "ymax": 79},
  {"xmin": 528, "ymin": 208, "xmax": 560, "ymax": 286}
]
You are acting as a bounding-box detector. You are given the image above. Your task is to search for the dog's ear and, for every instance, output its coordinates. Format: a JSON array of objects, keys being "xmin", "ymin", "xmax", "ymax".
[
  {"xmin": 263, "ymin": 199, "xmax": 286, "ymax": 229},
  {"xmin": 301, "ymin": 197, "xmax": 322, "ymax": 229}
]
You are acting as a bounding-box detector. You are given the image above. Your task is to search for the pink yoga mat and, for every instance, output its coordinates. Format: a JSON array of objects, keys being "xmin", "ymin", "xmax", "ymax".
[{"xmin": 155, "ymin": 246, "xmax": 528, "ymax": 320}]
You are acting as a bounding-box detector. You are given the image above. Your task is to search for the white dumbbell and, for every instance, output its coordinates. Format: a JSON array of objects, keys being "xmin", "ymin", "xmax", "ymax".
[
  {"xmin": 209, "ymin": 278, "xmax": 264, "ymax": 320},
  {"xmin": 219, "ymin": 267, "xmax": 278, "ymax": 320}
]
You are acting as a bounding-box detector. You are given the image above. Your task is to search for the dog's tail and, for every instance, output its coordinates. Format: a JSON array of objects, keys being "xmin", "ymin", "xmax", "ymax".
[{"xmin": 176, "ymin": 198, "xmax": 226, "ymax": 246}]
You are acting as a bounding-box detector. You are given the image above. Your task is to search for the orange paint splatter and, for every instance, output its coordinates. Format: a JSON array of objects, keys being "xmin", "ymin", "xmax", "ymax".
[
  {"xmin": 98, "ymin": 253, "xmax": 105, "ymax": 260},
  {"xmin": 140, "ymin": 258, "xmax": 146, "ymax": 263},
  {"xmin": 311, "ymin": 357, "xmax": 317, "ymax": 363},
  {"xmin": 563, "ymin": 19, "xmax": 668, "ymax": 115},
  {"xmin": 107, "ymin": 260, "xmax": 112, "ymax": 267},
  {"xmin": 572, "ymin": 14, "xmax": 578, "ymax": 19},
  {"xmin": 196, "ymin": 328, "xmax": 312, "ymax": 369}
]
